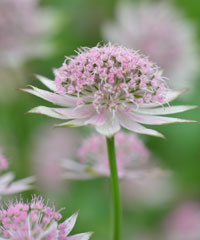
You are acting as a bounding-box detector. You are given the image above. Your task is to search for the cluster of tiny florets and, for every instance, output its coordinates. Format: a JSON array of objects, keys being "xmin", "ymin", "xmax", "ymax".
[
  {"xmin": 0, "ymin": 196, "xmax": 69, "ymax": 240},
  {"xmin": 55, "ymin": 44, "xmax": 168, "ymax": 113},
  {"xmin": 78, "ymin": 132, "xmax": 150, "ymax": 176}
]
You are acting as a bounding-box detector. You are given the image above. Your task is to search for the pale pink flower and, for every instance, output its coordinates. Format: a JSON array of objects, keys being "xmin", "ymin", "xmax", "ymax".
[
  {"xmin": 164, "ymin": 201, "xmax": 200, "ymax": 240},
  {"xmin": 102, "ymin": 2, "xmax": 199, "ymax": 91},
  {"xmin": 61, "ymin": 132, "xmax": 168, "ymax": 180},
  {"xmin": 0, "ymin": 149, "xmax": 34, "ymax": 198},
  {"xmin": 23, "ymin": 44, "xmax": 196, "ymax": 137},
  {"xmin": 78, "ymin": 132, "xmax": 149, "ymax": 177},
  {"xmin": 0, "ymin": 196, "xmax": 92, "ymax": 240},
  {"xmin": 31, "ymin": 125, "xmax": 81, "ymax": 191},
  {"xmin": 0, "ymin": 0, "xmax": 55, "ymax": 67}
]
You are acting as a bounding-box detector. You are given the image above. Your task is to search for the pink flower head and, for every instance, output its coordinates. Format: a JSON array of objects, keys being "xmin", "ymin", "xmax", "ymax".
[
  {"xmin": 0, "ymin": 0, "xmax": 55, "ymax": 67},
  {"xmin": 54, "ymin": 44, "xmax": 167, "ymax": 108},
  {"xmin": 164, "ymin": 201, "xmax": 200, "ymax": 240},
  {"xmin": 0, "ymin": 147, "xmax": 34, "ymax": 198},
  {"xmin": 102, "ymin": 2, "xmax": 199, "ymax": 91},
  {"xmin": 0, "ymin": 196, "xmax": 92, "ymax": 240},
  {"xmin": 23, "ymin": 43, "xmax": 197, "ymax": 137}
]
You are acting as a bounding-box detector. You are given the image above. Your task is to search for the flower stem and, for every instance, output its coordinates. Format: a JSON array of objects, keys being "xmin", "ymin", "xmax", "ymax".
[{"xmin": 106, "ymin": 136, "xmax": 121, "ymax": 240}]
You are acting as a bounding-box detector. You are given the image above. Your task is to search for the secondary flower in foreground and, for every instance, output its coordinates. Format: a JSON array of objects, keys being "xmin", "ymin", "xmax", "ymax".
[
  {"xmin": 61, "ymin": 132, "xmax": 167, "ymax": 180},
  {"xmin": 23, "ymin": 44, "xmax": 197, "ymax": 137},
  {"xmin": 102, "ymin": 2, "xmax": 199, "ymax": 91},
  {"xmin": 0, "ymin": 149, "xmax": 34, "ymax": 198},
  {"xmin": 0, "ymin": 196, "xmax": 92, "ymax": 240}
]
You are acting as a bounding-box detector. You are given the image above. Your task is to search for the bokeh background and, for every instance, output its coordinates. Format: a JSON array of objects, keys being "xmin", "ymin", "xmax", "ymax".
[{"xmin": 0, "ymin": 0, "xmax": 200, "ymax": 239}]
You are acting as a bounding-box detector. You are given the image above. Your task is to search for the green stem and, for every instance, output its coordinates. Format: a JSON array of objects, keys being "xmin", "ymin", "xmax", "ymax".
[{"xmin": 106, "ymin": 136, "xmax": 121, "ymax": 240}]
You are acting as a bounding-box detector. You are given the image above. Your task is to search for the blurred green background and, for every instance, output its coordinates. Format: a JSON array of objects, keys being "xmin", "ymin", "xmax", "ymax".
[{"xmin": 0, "ymin": 0, "xmax": 200, "ymax": 239}]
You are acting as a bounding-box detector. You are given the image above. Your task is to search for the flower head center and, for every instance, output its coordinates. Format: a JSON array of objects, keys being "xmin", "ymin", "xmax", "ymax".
[{"xmin": 55, "ymin": 44, "xmax": 167, "ymax": 113}]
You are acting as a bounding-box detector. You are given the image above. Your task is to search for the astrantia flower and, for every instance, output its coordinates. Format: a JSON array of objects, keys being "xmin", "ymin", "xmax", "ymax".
[
  {"xmin": 61, "ymin": 132, "xmax": 166, "ymax": 179},
  {"xmin": 23, "ymin": 43, "xmax": 197, "ymax": 137},
  {"xmin": 102, "ymin": 2, "xmax": 199, "ymax": 91},
  {"xmin": 0, "ymin": 196, "xmax": 92, "ymax": 240},
  {"xmin": 163, "ymin": 201, "xmax": 200, "ymax": 240},
  {"xmin": 0, "ymin": 0, "xmax": 55, "ymax": 67},
  {"xmin": 0, "ymin": 149, "xmax": 34, "ymax": 198}
]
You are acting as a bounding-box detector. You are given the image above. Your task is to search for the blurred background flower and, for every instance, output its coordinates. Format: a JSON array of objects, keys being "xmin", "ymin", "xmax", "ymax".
[
  {"xmin": 0, "ymin": 0, "xmax": 55, "ymax": 67},
  {"xmin": 0, "ymin": 0, "xmax": 56, "ymax": 102},
  {"xmin": 102, "ymin": 1, "xmax": 199, "ymax": 92},
  {"xmin": 61, "ymin": 131, "xmax": 175, "ymax": 208},
  {"xmin": 163, "ymin": 201, "xmax": 200, "ymax": 240},
  {"xmin": 61, "ymin": 131, "xmax": 151, "ymax": 179}
]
